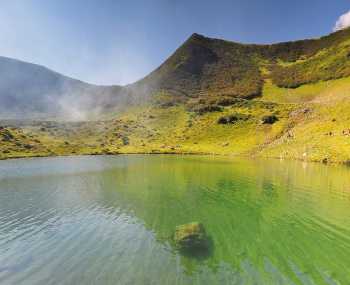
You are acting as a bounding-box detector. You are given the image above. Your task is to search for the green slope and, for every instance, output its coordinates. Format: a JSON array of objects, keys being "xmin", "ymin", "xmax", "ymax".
[{"xmin": 2, "ymin": 28, "xmax": 350, "ymax": 163}]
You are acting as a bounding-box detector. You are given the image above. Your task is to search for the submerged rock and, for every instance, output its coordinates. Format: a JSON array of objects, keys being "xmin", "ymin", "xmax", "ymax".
[{"xmin": 174, "ymin": 222, "xmax": 209, "ymax": 251}]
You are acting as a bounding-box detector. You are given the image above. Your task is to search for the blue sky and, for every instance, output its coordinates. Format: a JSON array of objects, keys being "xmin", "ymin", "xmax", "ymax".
[{"xmin": 0, "ymin": 0, "xmax": 349, "ymax": 85}]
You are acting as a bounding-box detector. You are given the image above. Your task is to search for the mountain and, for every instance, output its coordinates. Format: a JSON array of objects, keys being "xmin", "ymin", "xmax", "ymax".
[
  {"xmin": 0, "ymin": 56, "xmax": 126, "ymax": 120},
  {"xmin": 136, "ymin": 27, "xmax": 350, "ymax": 99},
  {"xmin": 2, "ymin": 28, "xmax": 350, "ymax": 163},
  {"xmin": 2, "ymin": 28, "xmax": 350, "ymax": 119}
]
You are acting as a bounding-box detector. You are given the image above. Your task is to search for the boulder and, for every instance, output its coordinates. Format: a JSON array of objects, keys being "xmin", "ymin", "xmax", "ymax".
[{"xmin": 174, "ymin": 222, "xmax": 209, "ymax": 251}]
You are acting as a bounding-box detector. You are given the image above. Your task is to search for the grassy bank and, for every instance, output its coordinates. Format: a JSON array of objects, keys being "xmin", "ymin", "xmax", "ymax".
[{"xmin": 1, "ymin": 76, "xmax": 350, "ymax": 164}]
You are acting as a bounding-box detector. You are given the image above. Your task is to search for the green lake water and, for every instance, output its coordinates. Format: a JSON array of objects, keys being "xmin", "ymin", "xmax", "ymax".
[{"xmin": 0, "ymin": 155, "xmax": 350, "ymax": 284}]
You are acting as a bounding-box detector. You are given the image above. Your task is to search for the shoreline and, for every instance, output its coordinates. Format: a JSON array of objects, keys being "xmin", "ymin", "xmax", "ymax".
[{"xmin": 0, "ymin": 150, "xmax": 348, "ymax": 167}]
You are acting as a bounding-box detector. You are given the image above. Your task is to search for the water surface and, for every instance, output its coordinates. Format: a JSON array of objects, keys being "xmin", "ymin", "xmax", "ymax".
[{"xmin": 1, "ymin": 155, "xmax": 350, "ymax": 284}]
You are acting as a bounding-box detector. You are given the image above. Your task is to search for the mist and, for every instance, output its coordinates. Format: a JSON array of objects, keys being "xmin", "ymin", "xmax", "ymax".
[
  {"xmin": 0, "ymin": 54, "xmax": 161, "ymax": 122},
  {"xmin": 0, "ymin": 1, "xmax": 170, "ymax": 121}
]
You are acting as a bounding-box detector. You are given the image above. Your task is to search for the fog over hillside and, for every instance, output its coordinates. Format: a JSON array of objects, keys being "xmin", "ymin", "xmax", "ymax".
[{"xmin": 0, "ymin": 56, "xmax": 127, "ymax": 120}]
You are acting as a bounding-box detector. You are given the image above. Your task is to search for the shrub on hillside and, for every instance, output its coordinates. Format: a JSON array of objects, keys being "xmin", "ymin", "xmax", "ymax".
[
  {"xmin": 217, "ymin": 113, "xmax": 250, "ymax": 124},
  {"xmin": 189, "ymin": 104, "xmax": 223, "ymax": 115},
  {"xmin": 261, "ymin": 115, "xmax": 278, "ymax": 124}
]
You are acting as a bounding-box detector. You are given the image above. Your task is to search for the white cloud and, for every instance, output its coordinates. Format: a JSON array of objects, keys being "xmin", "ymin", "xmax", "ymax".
[{"xmin": 334, "ymin": 10, "xmax": 350, "ymax": 31}]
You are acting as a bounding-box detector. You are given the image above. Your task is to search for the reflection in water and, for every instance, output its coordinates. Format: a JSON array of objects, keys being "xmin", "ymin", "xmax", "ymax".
[{"xmin": 0, "ymin": 155, "xmax": 350, "ymax": 284}]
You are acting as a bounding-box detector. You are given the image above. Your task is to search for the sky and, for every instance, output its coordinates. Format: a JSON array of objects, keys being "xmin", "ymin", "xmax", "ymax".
[{"xmin": 1, "ymin": 0, "xmax": 350, "ymax": 86}]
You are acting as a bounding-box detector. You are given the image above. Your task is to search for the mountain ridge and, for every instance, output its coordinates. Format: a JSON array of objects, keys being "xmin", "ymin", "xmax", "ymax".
[
  {"xmin": 2, "ymin": 28, "xmax": 350, "ymax": 163},
  {"xmin": 2, "ymin": 27, "xmax": 350, "ymax": 119},
  {"xmin": 131, "ymin": 27, "xmax": 350, "ymax": 102}
]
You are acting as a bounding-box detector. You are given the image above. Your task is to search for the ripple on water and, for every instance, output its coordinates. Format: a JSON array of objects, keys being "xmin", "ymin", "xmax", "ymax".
[{"xmin": 1, "ymin": 155, "xmax": 350, "ymax": 284}]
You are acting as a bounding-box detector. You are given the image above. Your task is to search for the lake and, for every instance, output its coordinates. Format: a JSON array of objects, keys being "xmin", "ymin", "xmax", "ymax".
[{"xmin": 0, "ymin": 155, "xmax": 350, "ymax": 284}]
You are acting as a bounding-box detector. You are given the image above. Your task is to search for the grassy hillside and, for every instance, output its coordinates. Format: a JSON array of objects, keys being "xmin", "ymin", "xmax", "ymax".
[
  {"xmin": 133, "ymin": 27, "xmax": 350, "ymax": 99},
  {"xmin": 136, "ymin": 33, "xmax": 263, "ymax": 99},
  {"xmin": 2, "ymin": 28, "xmax": 350, "ymax": 163}
]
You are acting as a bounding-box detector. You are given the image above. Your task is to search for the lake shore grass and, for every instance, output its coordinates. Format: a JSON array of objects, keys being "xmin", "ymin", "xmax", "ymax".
[{"xmin": 2, "ymin": 78, "xmax": 350, "ymax": 165}]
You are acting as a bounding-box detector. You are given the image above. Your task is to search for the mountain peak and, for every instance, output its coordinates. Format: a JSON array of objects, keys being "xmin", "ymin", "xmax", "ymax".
[{"xmin": 188, "ymin": 33, "xmax": 206, "ymax": 40}]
